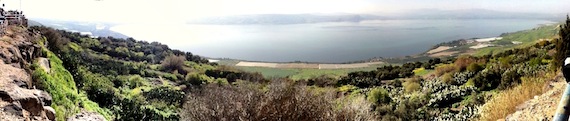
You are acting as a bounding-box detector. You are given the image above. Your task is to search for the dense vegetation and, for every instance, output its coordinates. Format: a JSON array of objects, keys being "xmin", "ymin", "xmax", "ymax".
[
  {"xmin": 327, "ymin": 39, "xmax": 554, "ymax": 120},
  {"xmin": 26, "ymin": 17, "xmax": 563, "ymax": 120},
  {"xmin": 30, "ymin": 26, "xmax": 266, "ymax": 120}
]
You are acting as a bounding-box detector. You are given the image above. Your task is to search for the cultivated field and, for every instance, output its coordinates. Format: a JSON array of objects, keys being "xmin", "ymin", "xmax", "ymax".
[
  {"xmin": 426, "ymin": 46, "xmax": 452, "ymax": 54},
  {"xmin": 235, "ymin": 61, "xmax": 384, "ymax": 69}
]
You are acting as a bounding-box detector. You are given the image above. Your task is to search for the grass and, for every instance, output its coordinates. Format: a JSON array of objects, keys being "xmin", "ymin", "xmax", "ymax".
[
  {"xmin": 237, "ymin": 66, "xmax": 379, "ymax": 80},
  {"xmin": 473, "ymin": 24, "xmax": 558, "ymax": 56},
  {"xmin": 478, "ymin": 72, "xmax": 554, "ymax": 121},
  {"xmin": 236, "ymin": 66, "xmax": 299, "ymax": 79},
  {"xmin": 289, "ymin": 68, "xmax": 363, "ymax": 80},
  {"xmin": 413, "ymin": 68, "xmax": 434, "ymax": 76},
  {"xmin": 32, "ymin": 41, "xmax": 111, "ymax": 120},
  {"xmin": 217, "ymin": 59, "xmax": 389, "ymax": 80}
]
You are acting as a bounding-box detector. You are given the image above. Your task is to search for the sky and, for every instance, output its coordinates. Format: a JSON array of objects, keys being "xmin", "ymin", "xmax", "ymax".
[{"xmin": 3, "ymin": 0, "xmax": 570, "ymax": 23}]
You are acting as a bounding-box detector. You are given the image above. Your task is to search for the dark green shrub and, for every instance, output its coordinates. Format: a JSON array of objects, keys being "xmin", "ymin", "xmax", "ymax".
[
  {"xmin": 367, "ymin": 88, "xmax": 391, "ymax": 105},
  {"xmin": 184, "ymin": 73, "xmax": 210, "ymax": 85},
  {"xmin": 144, "ymin": 86, "xmax": 184, "ymax": 105},
  {"xmin": 466, "ymin": 63, "xmax": 484, "ymax": 72}
]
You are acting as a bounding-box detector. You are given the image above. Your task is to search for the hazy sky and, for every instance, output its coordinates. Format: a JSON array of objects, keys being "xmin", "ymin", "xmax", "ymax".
[{"xmin": 5, "ymin": 0, "xmax": 570, "ymax": 23}]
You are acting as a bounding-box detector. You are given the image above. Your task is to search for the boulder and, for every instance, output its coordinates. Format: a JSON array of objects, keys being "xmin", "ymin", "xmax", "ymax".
[
  {"xmin": 3, "ymin": 103, "xmax": 23, "ymax": 116},
  {"xmin": 0, "ymin": 84, "xmax": 46, "ymax": 116},
  {"xmin": 17, "ymin": 94, "xmax": 43, "ymax": 116},
  {"xmin": 37, "ymin": 57, "xmax": 50, "ymax": 73},
  {"xmin": 35, "ymin": 90, "xmax": 52, "ymax": 106},
  {"xmin": 44, "ymin": 106, "xmax": 55, "ymax": 120}
]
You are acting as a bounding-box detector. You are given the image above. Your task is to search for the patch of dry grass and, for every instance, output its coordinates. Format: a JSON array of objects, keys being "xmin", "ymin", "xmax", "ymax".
[{"xmin": 479, "ymin": 72, "xmax": 554, "ymax": 121}]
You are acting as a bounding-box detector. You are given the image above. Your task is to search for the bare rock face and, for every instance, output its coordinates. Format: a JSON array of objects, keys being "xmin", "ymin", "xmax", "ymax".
[
  {"xmin": 0, "ymin": 26, "xmax": 53, "ymax": 120},
  {"xmin": 67, "ymin": 111, "xmax": 107, "ymax": 121}
]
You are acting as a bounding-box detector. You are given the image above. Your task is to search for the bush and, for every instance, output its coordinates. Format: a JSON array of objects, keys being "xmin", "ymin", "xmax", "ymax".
[
  {"xmin": 128, "ymin": 75, "xmax": 146, "ymax": 89},
  {"xmin": 394, "ymin": 93, "xmax": 429, "ymax": 120},
  {"xmin": 441, "ymin": 73, "xmax": 454, "ymax": 84},
  {"xmin": 435, "ymin": 64, "xmax": 458, "ymax": 76},
  {"xmin": 143, "ymin": 86, "xmax": 184, "ymax": 105},
  {"xmin": 33, "ymin": 27, "xmax": 70, "ymax": 52},
  {"xmin": 367, "ymin": 88, "xmax": 391, "ymax": 105},
  {"xmin": 181, "ymin": 81, "xmax": 372, "ymax": 120},
  {"xmin": 184, "ymin": 72, "xmax": 212, "ymax": 86},
  {"xmin": 466, "ymin": 63, "xmax": 484, "ymax": 72},
  {"xmin": 403, "ymin": 78, "xmax": 421, "ymax": 93},
  {"xmin": 307, "ymin": 75, "xmax": 337, "ymax": 87},
  {"xmin": 161, "ymin": 55, "xmax": 186, "ymax": 74},
  {"xmin": 454, "ymin": 55, "xmax": 476, "ymax": 71}
]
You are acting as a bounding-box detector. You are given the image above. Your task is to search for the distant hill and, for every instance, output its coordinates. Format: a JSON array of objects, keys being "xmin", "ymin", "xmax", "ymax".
[
  {"xmin": 188, "ymin": 9, "xmax": 563, "ymax": 25},
  {"xmin": 187, "ymin": 14, "xmax": 386, "ymax": 25},
  {"xmin": 29, "ymin": 18, "xmax": 130, "ymax": 38},
  {"xmin": 392, "ymin": 9, "xmax": 564, "ymax": 20},
  {"xmin": 27, "ymin": 20, "xmax": 43, "ymax": 26}
]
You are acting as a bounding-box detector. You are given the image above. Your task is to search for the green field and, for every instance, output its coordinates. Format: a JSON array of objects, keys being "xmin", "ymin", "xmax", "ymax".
[
  {"xmin": 413, "ymin": 68, "xmax": 434, "ymax": 76},
  {"xmin": 235, "ymin": 66, "xmax": 380, "ymax": 80},
  {"xmin": 474, "ymin": 24, "xmax": 558, "ymax": 56}
]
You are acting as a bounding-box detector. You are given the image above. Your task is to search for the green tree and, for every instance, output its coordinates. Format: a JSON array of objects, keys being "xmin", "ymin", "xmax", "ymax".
[{"xmin": 555, "ymin": 15, "xmax": 570, "ymax": 70}]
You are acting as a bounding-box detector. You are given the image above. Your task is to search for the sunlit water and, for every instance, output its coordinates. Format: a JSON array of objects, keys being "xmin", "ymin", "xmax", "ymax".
[{"xmin": 111, "ymin": 19, "xmax": 554, "ymax": 63}]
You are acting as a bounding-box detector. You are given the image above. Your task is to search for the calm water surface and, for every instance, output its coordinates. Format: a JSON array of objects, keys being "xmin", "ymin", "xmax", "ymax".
[{"xmin": 111, "ymin": 19, "xmax": 554, "ymax": 63}]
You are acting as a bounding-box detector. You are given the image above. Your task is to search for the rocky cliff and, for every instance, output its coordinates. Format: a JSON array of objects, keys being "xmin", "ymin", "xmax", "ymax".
[{"xmin": 0, "ymin": 26, "xmax": 54, "ymax": 120}]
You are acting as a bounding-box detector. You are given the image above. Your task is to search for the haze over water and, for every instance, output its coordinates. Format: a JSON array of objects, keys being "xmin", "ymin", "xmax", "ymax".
[{"xmin": 111, "ymin": 19, "xmax": 553, "ymax": 63}]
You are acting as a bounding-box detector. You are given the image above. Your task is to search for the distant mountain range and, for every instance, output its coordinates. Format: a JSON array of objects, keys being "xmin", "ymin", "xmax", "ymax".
[
  {"xmin": 28, "ymin": 18, "xmax": 130, "ymax": 38},
  {"xmin": 187, "ymin": 14, "xmax": 386, "ymax": 25},
  {"xmin": 394, "ymin": 9, "xmax": 563, "ymax": 20},
  {"xmin": 188, "ymin": 9, "xmax": 565, "ymax": 25}
]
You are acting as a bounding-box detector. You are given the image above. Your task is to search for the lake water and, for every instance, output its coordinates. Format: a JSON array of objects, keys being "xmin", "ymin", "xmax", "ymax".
[{"xmin": 111, "ymin": 19, "xmax": 554, "ymax": 63}]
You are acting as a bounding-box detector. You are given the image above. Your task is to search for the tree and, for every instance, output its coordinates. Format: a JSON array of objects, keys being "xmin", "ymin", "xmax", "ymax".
[{"xmin": 555, "ymin": 15, "xmax": 570, "ymax": 70}]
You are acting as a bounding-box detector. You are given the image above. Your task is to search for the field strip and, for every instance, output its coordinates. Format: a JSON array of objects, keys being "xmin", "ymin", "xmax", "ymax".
[{"xmin": 235, "ymin": 61, "xmax": 384, "ymax": 69}]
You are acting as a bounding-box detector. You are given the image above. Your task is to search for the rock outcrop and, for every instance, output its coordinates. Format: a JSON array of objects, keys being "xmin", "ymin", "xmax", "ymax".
[{"xmin": 0, "ymin": 26, "xmax": 54, "ymax": 120}]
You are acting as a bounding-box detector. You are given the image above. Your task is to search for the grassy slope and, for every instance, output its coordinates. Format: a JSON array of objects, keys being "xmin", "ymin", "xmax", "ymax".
[
  {"xmin": 32, "ymin": 43, "xmax": 111, "ymax": 120},
  {"xmin": 474, "ymin": 24, "xmax": 558, "ymax": 56}
]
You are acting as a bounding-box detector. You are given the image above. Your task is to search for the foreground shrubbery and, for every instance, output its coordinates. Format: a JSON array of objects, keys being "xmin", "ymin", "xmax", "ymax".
[
  {"xmin": 479, "ymin": 73, "xmax": 552, "ymax": 121},
  {"xmin": 182, "ymin": 80, "xmax": 377, "ymax": 121}
]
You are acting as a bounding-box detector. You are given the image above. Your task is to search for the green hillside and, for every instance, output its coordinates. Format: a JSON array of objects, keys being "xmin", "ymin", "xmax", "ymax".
[{"xmin": 25, "ymin": 18, "xmax": 567, "ymax": 120}]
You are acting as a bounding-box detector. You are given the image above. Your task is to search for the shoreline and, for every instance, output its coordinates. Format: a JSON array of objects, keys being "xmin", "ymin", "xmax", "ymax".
[{"xmin": 215, "ymin": 35, "xmax": 510, "ymax": 69}]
